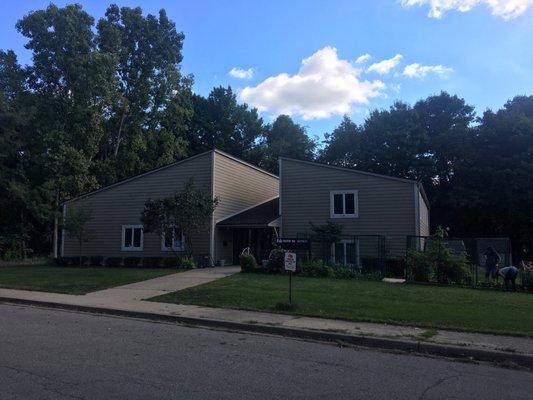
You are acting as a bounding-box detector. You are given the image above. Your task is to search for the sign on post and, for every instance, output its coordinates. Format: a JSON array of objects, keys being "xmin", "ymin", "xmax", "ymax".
[
  {"xmin": 284, "ymin": 252, "xmax": 297, "ymax": 272},
  {"xmin": 284, "ymin": 252, "xmax": 296, "ymax": 304}
]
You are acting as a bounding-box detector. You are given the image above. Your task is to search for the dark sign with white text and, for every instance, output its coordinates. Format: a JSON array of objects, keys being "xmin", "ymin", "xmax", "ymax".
[{"xmin": 276, "ymin": 238, "xmax": 310, "ymax": 250}]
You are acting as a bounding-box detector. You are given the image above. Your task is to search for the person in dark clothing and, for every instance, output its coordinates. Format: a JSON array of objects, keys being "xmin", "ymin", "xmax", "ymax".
[{"xmin": 484, "ymin": 247, "xmax": 500, "ymax": 280}]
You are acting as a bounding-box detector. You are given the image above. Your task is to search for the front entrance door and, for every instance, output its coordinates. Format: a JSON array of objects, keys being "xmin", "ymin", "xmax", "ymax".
[{"xmin": 232, "ymin": 228, "xmax": 273, "ymax": 265}]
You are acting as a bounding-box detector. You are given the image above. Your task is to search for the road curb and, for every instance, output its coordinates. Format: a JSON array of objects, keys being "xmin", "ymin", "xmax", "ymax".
[{"xmin": 1, "ymin": 296, "xmax": 532, "ymax": 369}]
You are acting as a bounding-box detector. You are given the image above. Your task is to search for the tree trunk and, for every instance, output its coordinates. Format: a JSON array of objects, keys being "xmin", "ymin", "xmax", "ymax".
[
  {"xmin": 79, "ymin": 237, "xmax": 82, "ymax": 267},
  {"xmin": 52, "ymin": 192, "xmax": 59, "ymax": 259},
  {"xmin": 114, "ymin": 112, "xmax": 127, "ymax": 157}
]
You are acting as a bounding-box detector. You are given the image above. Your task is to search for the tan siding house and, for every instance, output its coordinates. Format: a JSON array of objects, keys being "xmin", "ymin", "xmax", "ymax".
[
  {"xmin": 62, "ymin": 150, "xmax": 428, "ymax": 266},
  {"xmin": 279, "ymin": 157, "xmax": 429, "ymax": 258},
  {"xmin": 62, "ymin": 150, "xmax": 278, "ymax": 265},
  {"xmin": 63, "ymin": 151, "xmax": 213, "ymax": 259},
  {"xmin": 213, "ymin": 151, "xmax": 279, "ymax": 263}
]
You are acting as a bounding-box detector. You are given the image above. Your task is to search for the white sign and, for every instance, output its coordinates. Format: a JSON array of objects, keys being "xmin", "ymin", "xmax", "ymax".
[{"xmin": 284, "ymin": 252, "xmax": 297, "ymax": 272}]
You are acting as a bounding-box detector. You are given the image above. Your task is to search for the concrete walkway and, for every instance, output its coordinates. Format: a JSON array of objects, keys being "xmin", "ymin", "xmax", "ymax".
[
  {"xmin": 85, "ymin": 266, "xmax": 239, "ymax": 303},
  {"xmin": 1, "ymin": 267, "xmax": 532, "ymax": 367}
]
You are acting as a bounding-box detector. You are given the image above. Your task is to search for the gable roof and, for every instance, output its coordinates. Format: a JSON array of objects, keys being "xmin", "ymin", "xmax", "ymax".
[
  {"xmin": 280, "ymin": 157, "xmax": 430, "ymax": 208},
  {"xmin": 214, "ymin": 149, "xmax": 279, "ymax": 179},
  {"xmin": 64, "ymin": 149, "xmax": 278, "ymax": 205},
  {"xmin": 280, "ymin": 157, "xmax": 418, "ymax": 184}
]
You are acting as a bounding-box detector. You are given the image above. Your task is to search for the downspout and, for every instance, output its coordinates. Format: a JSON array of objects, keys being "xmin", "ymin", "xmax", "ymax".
[
  {"xmin": 209, "ymin": 150, "xmax": 216, "ymax": 266},
  {"xmin": 278, "ymin": 158, "xmax": 283, "ymax": 237}
]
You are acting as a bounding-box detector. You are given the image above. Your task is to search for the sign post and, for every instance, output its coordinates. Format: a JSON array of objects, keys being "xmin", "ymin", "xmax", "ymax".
[{"xmin": 284, "ymin": 252, "xmax": 297, "ymax": 304}]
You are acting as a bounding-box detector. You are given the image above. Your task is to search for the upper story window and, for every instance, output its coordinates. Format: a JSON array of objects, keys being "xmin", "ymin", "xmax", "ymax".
[
  {"xmin": 161, "ymin": 227, "xmax": 185, "ymax": 251},
  {"xmin": 330, "ymin": 190, "xmax": 358, "ymax": 218},
  {"xmin": 122, "ymin": 225, "xmax": 143, "ymax": 251}
]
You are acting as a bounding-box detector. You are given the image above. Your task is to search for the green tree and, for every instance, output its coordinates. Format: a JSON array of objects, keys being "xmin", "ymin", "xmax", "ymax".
[
  {"xmin": 260, "ymin": 115, "xmax": 316, "ymax": 174},
  {"xmin": 450, "ymin": 96, "xmax": 533, "ymax": 256},
  {"xmin": 320, "ymin": 116, "xmax": 360, "ymax": 166},
  {"xmin": 0, "ymin": 4, "xmax": 193, "ymax": 256},
  {"xmin": 95, "ymin": 5, "xmax": 192, "ymax": 181},
  {"xmin": 141, "ymin": 179, "xmax": 219, "ymax": 258},
  {"xmin": 187, "ymin": 86, "xmax": 265, "ymax": 164},
  {"xmin": 63, "ymin": 207, "xmax": 95, "ymax": 267}
]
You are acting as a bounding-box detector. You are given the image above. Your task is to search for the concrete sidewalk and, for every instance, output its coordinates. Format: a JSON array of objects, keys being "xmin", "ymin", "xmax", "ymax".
[{"xmin": 1, "ymin": 267, "xmax": 532, "ymax": 368}]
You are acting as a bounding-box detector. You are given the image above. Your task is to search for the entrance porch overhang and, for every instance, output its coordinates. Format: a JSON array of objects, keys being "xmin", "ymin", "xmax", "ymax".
[{"xmin": 216, "ymin": 198, "xmax": 279, "ymax": 229}]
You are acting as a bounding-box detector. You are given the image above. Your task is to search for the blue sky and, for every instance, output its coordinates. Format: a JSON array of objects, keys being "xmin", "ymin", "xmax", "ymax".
[{"xmin": 1, "ymin": 0, "xmax": 533, "ymax": 142}]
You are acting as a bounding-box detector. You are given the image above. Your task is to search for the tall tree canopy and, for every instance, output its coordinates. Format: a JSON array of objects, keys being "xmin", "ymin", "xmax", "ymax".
[
  {"xmin": 0, "ymin": 4, "xmax": 192, "ymax": 255},
  {"xmin": 320, "ymin": 92, "xmax": 533, "ymax": 259},
  {"xmin": 187, "ymin": 86, "xmax": 264, "ymax": 164},
  {"xmin": 1, "ymin": 3, "xmax": 532, "ymax": 260},
  {"xmin": 260, "ymin": 115, "xmax": 317, "ymax": 174}
]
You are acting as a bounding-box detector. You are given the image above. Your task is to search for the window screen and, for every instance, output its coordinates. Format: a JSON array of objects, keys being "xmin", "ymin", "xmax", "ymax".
[
  {"xmin": 333, "ymin": 194, "xmax": 344, "ymax": 215},
  {"xmin": 124, "ymin": 228, "xmax": 133, "ymax": 247},
  {"xmin": 345, "ymin": 193, "xmax": 355, "ymax": 214}
]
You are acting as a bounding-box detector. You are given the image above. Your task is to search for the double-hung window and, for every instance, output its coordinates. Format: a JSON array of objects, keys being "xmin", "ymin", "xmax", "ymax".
[
  {"xmin": 122, "ymin": 225, "xmax": 143, "ymax": 251},
  {"xmin": 330, "ymin": 190, "xmax": 358, "ymax": 218},
  {"xmin": 331, "ymin": 239, "xmax": 360, "ymax": 267},
  {"xmin": 161, "ymin": 227, "xmax": 185, "ymax": 251}
]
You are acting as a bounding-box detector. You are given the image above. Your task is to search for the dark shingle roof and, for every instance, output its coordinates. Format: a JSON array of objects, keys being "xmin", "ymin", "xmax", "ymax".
[{"xmin": 217, "ymin": 198, "xmax": 279, "ymax": 227}]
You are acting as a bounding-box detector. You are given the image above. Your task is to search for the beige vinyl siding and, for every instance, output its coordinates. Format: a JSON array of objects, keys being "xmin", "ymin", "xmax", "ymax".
[
  {"xmin": 419, "ymin": 190, "xmax": 430, "ymax": 237},
  {"xmin": 213, "ymin": 151, "xmax": 279, "ymax": 263},
  {"xmin": 280, "ymin": 158, "xmax": 417, "ymax": 257},
  {"xmin": 63, "ymin": 152, "xmax": 212, "ymax": 258}
]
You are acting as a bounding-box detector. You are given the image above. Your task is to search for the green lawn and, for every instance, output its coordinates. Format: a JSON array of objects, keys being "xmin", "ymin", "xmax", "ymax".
[
  {"xmin": 0, "ymin": 265, "xmax": 180, "ymax": 295},
  {"xmin": 151, "ymin": 273, "xmax": 533, "ymax": 336}
]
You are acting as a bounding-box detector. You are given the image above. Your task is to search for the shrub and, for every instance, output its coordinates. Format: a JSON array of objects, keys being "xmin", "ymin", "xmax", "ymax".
[
  {"xmin": 124, "ymin": 257, "xmax": 142, "ymax": 267},
  {"xmin": 0, "ymin": 234, "xmax": 26, "ymax": 260},
  {"xmin": 406, "ymin": 228, "xmax": 474, "ymax": 285},
  {"xmin": 266, "ymin": 249, "xmax": 285, "ymax": 274},
  {"xmin": 332, "ymin": 266, "xmax": 359, "ymax": 279},
  {"xmin": 361, "ymin": 256, "xmax": 382, "ymax": 274},
  {"xmin": 55, "ymin": 257, "xmax": 67, "ymax": 266},
  {"xmin": 105, "ymin": 257, "xmax": 123, "ymax": 267},
  {"xmin": 80, "ymin": 256, "xmax": 91, "ymax": 267},
  {"xmin": 407, "ymin": 249, "xmax": 433, "ymax": 282},
  {"xmin": 386, "ymin": 258, "xmax": 406, "ymax": 278},
  {"xmin": 181, "ymin": 256, "xmax": 197, "ymax": 269},
  {"xmin": 89, "ymin": 256, "xmax": 104, "ymax": 267},
  {"xmin": 63, "ymin": 256, "xmax": 78, "ymax": 267},
  {"xmin": 436, "ymin": 259, "xmax": 473, "ymax": 285},
  {"xmin": 143, "ymin": 257, "xmax": 163, "ymax": 268},
  {"xmin": 163, "ymin": 257, "xmax": 180, "ymax": 268},
  {"xmin": 240, "ymin": 252, "xmax": 257, "ymax": 273},
  {"xmin": 298, "ymin": 259, "xmax": 334, "ymax": 278}
]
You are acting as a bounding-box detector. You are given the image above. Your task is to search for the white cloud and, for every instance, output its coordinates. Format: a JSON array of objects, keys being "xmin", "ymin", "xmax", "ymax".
[
  {"xmin": 401, "ymin": 0, "xmax": 533, "ymax": 20},
  {"xmin": 366, "ymin": 54, "xmax": 403, "ymax": 75},
  {"xmin": 355, "ymin": 53, "xmax": 372, "ymax": 64},
  {"xmin": 239, "ymin": 47, "xmax": 385, "ymax": 120},
  {"xmin": 403, "ymin": 63, "xmax": 453, "ymax": 78},
  {"xmin": 229, "ymin": 67, "xmax": 254, "ymax": 79}
]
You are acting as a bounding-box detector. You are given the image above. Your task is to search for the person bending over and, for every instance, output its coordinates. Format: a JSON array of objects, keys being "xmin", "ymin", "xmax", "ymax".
[{"xmin": 496, "ymin": 266, "xmax": 519, "ymax": 292}]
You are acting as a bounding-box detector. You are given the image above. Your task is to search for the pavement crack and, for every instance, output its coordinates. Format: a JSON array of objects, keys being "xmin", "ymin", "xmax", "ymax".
[{"xmin": 418, "ymin": 375, "xmax": 459, "ymax": 400}]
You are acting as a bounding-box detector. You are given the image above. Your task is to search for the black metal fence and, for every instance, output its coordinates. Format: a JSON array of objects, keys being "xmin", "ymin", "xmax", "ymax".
[
  {"xmin": 405, "ymin": 235, "xmax": 532, "ymax": 290},
  {"xmin": 292, "ymin": 233, "xmax": 405, "ymax": 277}
]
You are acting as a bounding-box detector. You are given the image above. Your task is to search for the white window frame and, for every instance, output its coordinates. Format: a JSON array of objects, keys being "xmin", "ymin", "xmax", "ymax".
[
  {"xmin": 330, "ymin": 190, "xmax": 359, "ymax": 218},
  {"xmin": 331, "ymin": 239, "xmax": 361, "ymax": 267},
  {"xmin": 121, "ymin": 225, "xmax": 144, "ymax": 251},
  {"xmin": 161, "ymin": 227, "xmax": 185, "ymax": 252}
]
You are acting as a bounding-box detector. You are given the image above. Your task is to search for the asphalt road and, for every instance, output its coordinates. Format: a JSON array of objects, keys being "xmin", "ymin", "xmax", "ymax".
[{"xmin": 0, "ymin": 303, "xmax": 532, "ymax": 400}]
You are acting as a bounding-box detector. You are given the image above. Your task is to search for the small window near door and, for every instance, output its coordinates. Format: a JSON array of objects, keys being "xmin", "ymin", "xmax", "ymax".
[
  {"xmin": 122, "ymin": 225, "xmax": 143, "ymax": 251},
  {"xmin": 330, "ymin": 190, "xmax": 358, "ymax": 218},
  {"xmin": 161, "ymin": 227, "xmax": 184, "ymax": 251}
]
